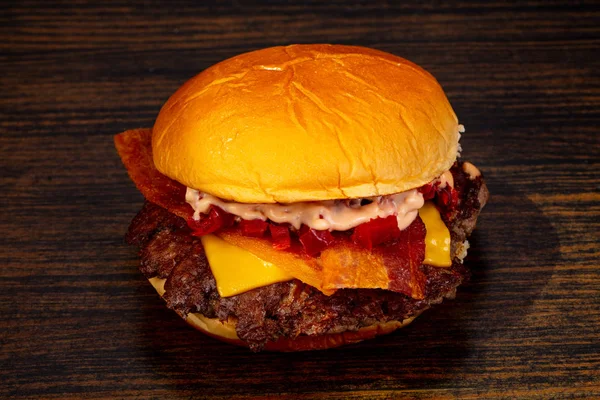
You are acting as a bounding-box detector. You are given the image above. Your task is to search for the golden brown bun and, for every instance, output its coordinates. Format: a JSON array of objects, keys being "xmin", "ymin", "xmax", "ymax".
[
  {"xmin": 149, "ymin": 277, "xmax": 418, "ymax": 351},
  {"xmin": 152, "ymin": 44, "xmax": 460, "ymax": 203}
]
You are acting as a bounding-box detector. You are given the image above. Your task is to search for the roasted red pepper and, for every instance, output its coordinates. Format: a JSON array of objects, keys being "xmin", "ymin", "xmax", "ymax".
[
  {"xmin": 438, "ymin": 186, "xmax": 459, "ymax": 208},
  {"xmin": 269, "ymin": 224, "xmax": 291, "ymax": 250},
  {"xmin": 187, "ymin": 206, "xmax": 235, "ymax": 236},
  {"xmin": 240, "ymin": 219, "xmax": 269, "ymax": 237},
  {"xmin": 351, "ymin": 215, "xmax": 401, "ymax": 250},
  {"xmin": 299, "ymin": 226, "xmax": 335, "ymax": 256},
  {"xmin": 418, "ymin": 183, "xmax": 436, "ymax": 200}
]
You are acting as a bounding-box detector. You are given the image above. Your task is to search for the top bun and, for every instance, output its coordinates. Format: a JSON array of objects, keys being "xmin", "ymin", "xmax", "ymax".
[{"xmin": 153, "ymin": 44, "xmax": 460, "ymax": 203}]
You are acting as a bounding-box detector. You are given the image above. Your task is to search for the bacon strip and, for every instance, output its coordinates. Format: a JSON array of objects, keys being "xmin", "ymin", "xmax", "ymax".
[
  {"xmin": 115, "ymin": 128, "xmax": 427, "ymax": 299},
  {"xmin": 383, "ymin": 216, "xmax": 426, "ymax": 299},
  {"xmin": 115, "ymin": 129, "xmax": 192, "ymax": 219}
]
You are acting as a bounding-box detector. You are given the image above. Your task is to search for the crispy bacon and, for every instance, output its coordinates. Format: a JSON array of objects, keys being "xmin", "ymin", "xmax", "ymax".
[
  {"xmin": 114, "ymin": 129, "xmax": 193, "ymax": 220},
  {"xmin": 382, "ymin": 216, "xmax": 427, "ymax": 298},
  {"xmin": 319, "ymin": 218, "xmax": 426, "ymax": 298}
]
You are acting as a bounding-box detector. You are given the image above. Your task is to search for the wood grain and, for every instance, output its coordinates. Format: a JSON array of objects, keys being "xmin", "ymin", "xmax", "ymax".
[{"xmin": 1, "ymin": 1, "xmax": 599, "ymax": 399}]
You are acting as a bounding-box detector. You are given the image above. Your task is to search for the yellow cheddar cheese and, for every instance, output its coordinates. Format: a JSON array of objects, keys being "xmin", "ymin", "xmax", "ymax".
[
  {"xmin": 200, "ymin": 234, "xmax": 294, "ymax": 297},
  {"xmin": 418, "ymin": 201, "xmax": 452, "ymax": 267}
]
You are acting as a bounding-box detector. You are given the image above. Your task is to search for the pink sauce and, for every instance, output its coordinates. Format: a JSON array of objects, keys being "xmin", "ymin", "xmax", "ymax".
[
  {"xmin": 185, "ymin": 169, "xmax": 458, "ymax": 232},
  {"xmin": 186, "ymin": 189, "xmax": 424, "ymax": 232},
  {"xmin": 462, "ymin": 161, "xmax": 481, "ymax": 179}
]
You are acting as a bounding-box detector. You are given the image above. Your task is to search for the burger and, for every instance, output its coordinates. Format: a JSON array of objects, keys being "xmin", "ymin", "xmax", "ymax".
[{"xmin": 115, "ymin": 44, "xmax": 489, "ymax": 351}]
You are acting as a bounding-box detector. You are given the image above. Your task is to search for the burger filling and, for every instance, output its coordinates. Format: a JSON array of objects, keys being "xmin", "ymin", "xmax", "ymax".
[{"xmin": 125, "ymin": 162, "xmax": 487, "ymax": 351}]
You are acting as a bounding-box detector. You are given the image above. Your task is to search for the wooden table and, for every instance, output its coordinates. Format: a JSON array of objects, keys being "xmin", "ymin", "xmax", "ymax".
[{"xmin": 2, "ymin": 1, "xmax": 598, "ymax": 398}]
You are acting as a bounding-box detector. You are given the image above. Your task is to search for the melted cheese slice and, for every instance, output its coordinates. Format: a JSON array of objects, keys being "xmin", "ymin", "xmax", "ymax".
[
  {"xmin": 418, "ymin": 201, "xmax": 452, "ymax": 267},
  {"xmin": 201, "ymin": 201, "xmax": 452, "ymax": 297},
  {"xmin": 200, "ymin": 234, "xmax": 294, "ymax": 297}
]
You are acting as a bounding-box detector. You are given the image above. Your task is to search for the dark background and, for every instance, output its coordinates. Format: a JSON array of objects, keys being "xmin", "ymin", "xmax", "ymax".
[{"xmin": 1, "ymin": 1, "xmax": 599, "ymax": 399}]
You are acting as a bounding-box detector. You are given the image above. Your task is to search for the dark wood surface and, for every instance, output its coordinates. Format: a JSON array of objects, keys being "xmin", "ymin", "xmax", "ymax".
[{"xmin": 1, "ymin": 1, "xmax": 599, "ymax": 399}]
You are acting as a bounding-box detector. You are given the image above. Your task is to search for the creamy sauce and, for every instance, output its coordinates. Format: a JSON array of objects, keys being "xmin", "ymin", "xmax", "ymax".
[
  {"xmin": 462, "ymin": 161, "xmax": 481, "ymax": 179},
  {"xmin": 436, "ymin": 170, "xmax": 454, "ymax": 189},
  {"xmin": 185, "ymin": 169, "xmax": 463, "ymax": 232},
  {"xmin": 186, "ymin": 188, "xmax": 424, "ymax": 232}
]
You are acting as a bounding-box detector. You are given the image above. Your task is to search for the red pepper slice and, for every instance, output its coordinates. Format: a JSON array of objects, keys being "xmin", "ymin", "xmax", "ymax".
[
  {"xmin": 418, "ymin": 183, "xmax": 436, "ymax": 200},
  {"xmin": 187, "ymin": 206, "xmax": 234, "ymax": 236},
  {"xmin": 351, "ymin": 215, "xmax": 401, "ymax": 250},
  {"xmin": 269, "ymin": 224, "xmax": 291, "ymax": 250},
  {"xmin": 240, "ymin": 219, "xmax": 269, "ymax": 237},
  {"xmin": 438, "ymin": 186, "xmax": 458, "ymax": 208},
  {"xmin": 299, "ymin": 226, "xmax": 335, "ymax": 256}
]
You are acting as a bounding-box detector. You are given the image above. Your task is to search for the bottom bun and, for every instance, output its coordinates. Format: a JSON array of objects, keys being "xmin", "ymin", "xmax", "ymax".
[{"xmin": 148, "ymin": 277, "xmax": 419, "ymax": 351}]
